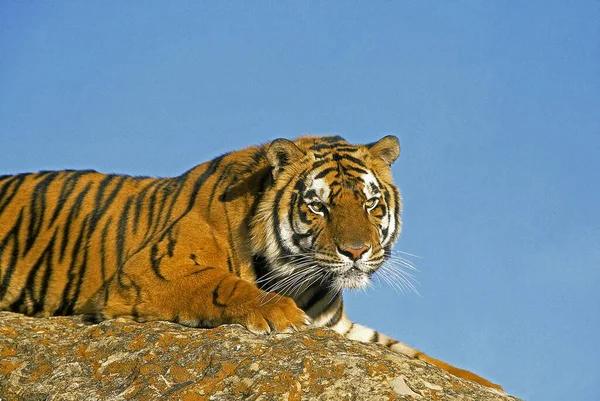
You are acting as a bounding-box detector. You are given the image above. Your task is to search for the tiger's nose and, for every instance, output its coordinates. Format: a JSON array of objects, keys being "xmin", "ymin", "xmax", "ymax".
[{"xmin": 337, "ymin": 244, "xmax": 371, "ymax": 261}]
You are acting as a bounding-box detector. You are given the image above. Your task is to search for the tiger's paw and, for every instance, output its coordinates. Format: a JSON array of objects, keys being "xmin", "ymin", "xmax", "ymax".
[{"xmin": 237, "ymin": 294, "xmax": 311, "ymax": 334}]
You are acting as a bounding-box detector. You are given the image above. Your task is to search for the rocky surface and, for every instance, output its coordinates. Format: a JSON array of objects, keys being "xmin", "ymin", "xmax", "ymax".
[{"xmin": 0, "ymin": 311, "xmax": 521, "ymax": 401}]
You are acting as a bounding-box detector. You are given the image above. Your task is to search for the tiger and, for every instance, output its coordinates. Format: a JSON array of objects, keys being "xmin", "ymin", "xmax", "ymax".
[{"xmin": 0, "ymin": 135, "xmax": 501, "ymax": 390}]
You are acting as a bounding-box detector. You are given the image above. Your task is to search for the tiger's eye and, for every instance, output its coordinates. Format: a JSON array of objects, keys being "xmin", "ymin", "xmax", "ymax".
[
  {"xmin": 307, "ymin": 201, "xmax": 325, "ymax": 215},
  {"xmin": 365, "ymin": 198, "xmax": 379, "ymax": 211}
]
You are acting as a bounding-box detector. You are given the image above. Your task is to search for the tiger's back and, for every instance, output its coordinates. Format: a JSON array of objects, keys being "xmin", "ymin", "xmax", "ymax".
[
  {"xmin": 0, "ymin": 170, "xmax": 160, "ymax": 315},
  {"xmin": 0, "ymin": 142, "xmax": 268, "ymax": 319}
]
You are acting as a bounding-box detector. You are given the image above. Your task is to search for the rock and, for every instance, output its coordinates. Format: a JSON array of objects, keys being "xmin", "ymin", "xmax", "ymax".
[{"xmin": 0, "ymin": 311, "xmax": 521, "ymax": 401}]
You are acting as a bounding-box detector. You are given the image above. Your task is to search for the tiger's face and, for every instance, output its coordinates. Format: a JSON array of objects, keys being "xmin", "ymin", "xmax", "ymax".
[{"xmin": 252, "ymin": 135, "xmax": 401, "ymax": 292}]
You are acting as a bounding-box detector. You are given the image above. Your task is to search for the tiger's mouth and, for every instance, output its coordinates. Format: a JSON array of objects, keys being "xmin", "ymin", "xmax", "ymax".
[
  {"xmin": 331, "ymin": 266, "xmax": 372, "ymax": 290},
  {"xmin": 308, "ymin": 252, "xmax": 382, "ymax": 290},
  {"xmin": 278, "ymin": 251, "xmax": 381, "ymax": 291}
]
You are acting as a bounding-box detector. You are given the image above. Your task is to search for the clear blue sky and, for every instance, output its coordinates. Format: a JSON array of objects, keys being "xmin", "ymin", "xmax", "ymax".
[{"xmin": 1, "ymin": 2, "xmax": 598, "ymax": 400}]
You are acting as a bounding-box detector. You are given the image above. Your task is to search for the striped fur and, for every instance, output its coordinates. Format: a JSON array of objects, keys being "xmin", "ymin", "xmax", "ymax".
[{"xmin": 0, "ymin": 135, "xmax": 501, "ymax": 389}]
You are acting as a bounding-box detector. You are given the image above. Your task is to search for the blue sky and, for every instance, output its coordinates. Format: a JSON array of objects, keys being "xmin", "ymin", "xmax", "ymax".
[{"xmin": 1, "ymin": 2, "xmax": 599, "ymax": 400}]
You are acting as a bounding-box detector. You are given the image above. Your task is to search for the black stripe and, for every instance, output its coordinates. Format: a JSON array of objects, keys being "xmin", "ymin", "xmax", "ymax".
[
  {"xmin": 160, "ymin": 177, "xmax": 187, "ymax": 231},
  {"xmin": 94, "ymin": 175, "xmax": 116, "ymax": 214},
  {"xmin": 154, "ymin": 180, "xmax": 176, "ymax": 231},
  {"xmin": 167, "ymin": 231, "xmax": 176, "ymax": 257},
  {"xmin": 313, "ymin": 167, "xmax": 337, "ymax": 180},
  {"xmin": 150, "ymin": 243, "xmax": 168, "ymax": 281},
  {"xmin": 212, "ymin": 276, "xmax": 228, "ymax": 307},
  {"xmin": 0, "ymin": 174, "xmax": 27, "ymax": 215},
  {"xmin": 329, "ymin": 146, "xmax": 358, "ymax": 153},
  {"xmin": 301, "ymin": 286, "xmax": 331, "ymax": 311},
  {"xmin": 49, "ymin": 171, "xmax": 94, "ymax": 226},
  {"xmin": 91, "ymin": 175, "xmax": 128, "ymax": 233},
  {"xmin": 329, "ymin": 187, "xmax": 342, "ymax": 202},
  {"xmin": 100, "ymin": 216, "xmax": 112, "ymax": 300},
  {"xmin": 325, "ymin": 303, "xmax": 344, "ymax": 327},
  {"xmin": 145, "ymin": 180, "xmax": 166, "ymax": 237},
  {"xmin": 59, "ymin": 182, "xmax": 93, "ymax": 262},
  {"xmin": 132, "ymin": 179, "xmax": 157, "ymax": 235},
  {"xmin": 311, "ymin": 226, "xmax": 324, "ymax": 244},
  {"xmin": 226, "ymin": 255, "xmax": 233, "ymax": 273},
  {"xmin": 136, "ymin": 179, "xmax": 171, "ymax": 250},
  {"xmin": 223, "ymin": 205, "xmax": 241, "ymax": 277},
  {"xmin": 135, "ymin": 181, "xmax": 182, "ymax": 254},
  {"xmin": 93, "ymin": 175, "xmax": 117, "ymax": 222},
  {"xmin": 25, "ymin": 171, "xmax": 60, "ymax": 255},
  {"xmin": 296, "ymin": 200, "xmax": 312, "ymax": 225},
  {"xmin": 273, "ymin": 174, "xmax": 302, "ymax": 258},
  {"xmin": 31, "ymin": 235, "xmax": 56, "ymax": 314},
  {"xmin": 309, "ymin": 140, "xmax": 348, "ymax": 152},
  {"xmin": 291, "ymin": 200, "xmax": 315, "ymax": 246},
  {"xmin": 288, "ymin": 192, "xmax": 299, "ymax": 242},
  {"xmin": 383, "ymin": 185, "xmax": 392, "ymax": 212},
  {"xmin": 291, "ymin": 230, "xmax": 313, "ymax": 249},
  {"xmin": 207, "ymin": 164, "xmax": 232, "ymax": 213},
  {"xmin": 392, "ymin": 184, "xmax": 401, "ymax": 229},
  {"xmin": 339, "ymin": 154, "xmax": 367, "ymax": 168},
  {"xmin": 369, "ymin": 254, "xmax": 385, "ymax": 264},
  {"xmin": 341, "ymin": 164, "xmax": 369, "ymax": 176},
  {"xmin": 186, "ymin": 267, "xmax": 216, "ymax": 276},
  {"xmin": 310, "ymin": 160, "xmax": 328, "ymax": 170},
  {"xmin": 149, "ymin": 180, "xmax": 172, "ymax": 237},
  {"xmin": 57, "ymin": 214, "xmax": 91, "ymax": 315},
  {"xmin": 381, "ymin": 185, "xmax": 393, "ymax": 242},
  {"xmin": 69, "ymin": 215, "xmax": 92, "ymax": 313},
  {"xmin": 116, "ymin": 196, "xmax": 133, "ymax": 269},
  {"xmin": 228, "ymin": 281, "xmax": 240, "ymax": 300},
  {"xmin": 187, "ymin": 156, "xmax": 226, "ymax": 213},
  {"xmin": 0, "ymin": 210, "xmax": 23, "ymax": 300},
  {"xmin": 222, "ymin": 205, "xmax": 240, "ymax": 276},
  {"xmin": 369, "ymin": 182, "xmax": 380, "ymax": 194}
]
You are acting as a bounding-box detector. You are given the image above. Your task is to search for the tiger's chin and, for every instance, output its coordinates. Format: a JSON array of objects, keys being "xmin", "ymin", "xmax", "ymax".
[{"xmin": 332, "ymin": 268, "xmax": 371, "ymax": 290}]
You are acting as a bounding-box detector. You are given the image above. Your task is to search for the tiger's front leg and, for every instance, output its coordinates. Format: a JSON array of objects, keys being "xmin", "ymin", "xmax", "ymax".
[
  {"xmin": 324, "ymin": 304, "xmax": 503, "ymax": 390},
  {"xmin": 95, "ymin": 252, "xmax": 309, "ymax": 334}
]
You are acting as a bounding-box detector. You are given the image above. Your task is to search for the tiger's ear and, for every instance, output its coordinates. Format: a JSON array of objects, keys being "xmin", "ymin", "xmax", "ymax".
[
  {"xmin": 267, "ymin": 138, "xmax": 305, "ymax": 179},
  {"xmin": 367, "ymin": 135, "xmax": 400, "ymax": 165}
]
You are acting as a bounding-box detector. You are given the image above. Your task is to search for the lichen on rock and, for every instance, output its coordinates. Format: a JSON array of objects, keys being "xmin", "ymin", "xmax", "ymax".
[{"xmin": 0, "ymin": 312, "xmax": 521, "ymax": 401}]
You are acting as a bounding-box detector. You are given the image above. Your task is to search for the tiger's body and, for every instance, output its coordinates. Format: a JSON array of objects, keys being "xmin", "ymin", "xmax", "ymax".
[{"xmin": 0, "ymin": 135, "xmax": 501, "ymax": 389}]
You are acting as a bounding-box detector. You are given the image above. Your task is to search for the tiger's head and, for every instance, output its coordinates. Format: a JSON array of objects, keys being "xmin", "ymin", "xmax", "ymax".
[{"xmin": 251, "ymin": 135, "xmax": 402, "ymax": 293}]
